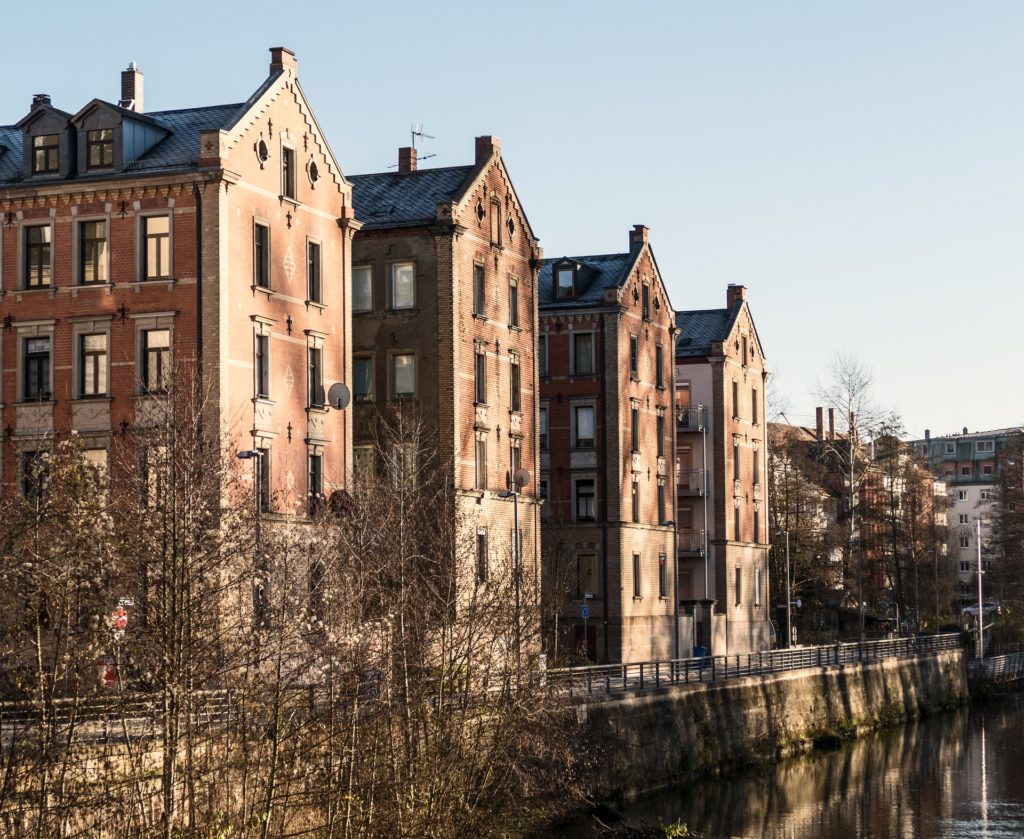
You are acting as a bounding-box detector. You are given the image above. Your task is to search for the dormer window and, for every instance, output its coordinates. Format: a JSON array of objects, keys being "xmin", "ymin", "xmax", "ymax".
[
  {"xmin": 32, "ymin": 134, "xmax": 59, "ymax": 174},
  {"xmin": 556, "ymin": 264, "xmax": 576, "ymax": 298},
  {"xmin": 86, "ymin": 129, "xmax": 114, "ymax": 169}
]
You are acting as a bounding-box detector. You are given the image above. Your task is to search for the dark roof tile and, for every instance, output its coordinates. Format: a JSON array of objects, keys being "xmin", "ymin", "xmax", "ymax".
[
  {"xmin": 675, "ymin": 306, "xmax": 740, "ymax": 357},
  {"xmin": 537, "ymin": 248, "xmax": 640, "ymax": 310},
  {"xmin": 349, "ymin": 166, "xmax": 474, "ymax": 229}
]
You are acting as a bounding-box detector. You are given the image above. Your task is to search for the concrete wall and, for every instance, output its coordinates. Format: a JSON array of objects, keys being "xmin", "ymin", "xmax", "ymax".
[{"xmin": 575, "ymin": 649, "xmax": 967, "ymax": 800}]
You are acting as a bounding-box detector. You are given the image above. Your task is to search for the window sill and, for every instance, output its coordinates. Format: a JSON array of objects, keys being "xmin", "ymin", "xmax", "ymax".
[
  {"xmin": 15, "ymin": 287, "xmax": 56, "ymax": 300},
  {"xmin": 656, "ymin": 384, "xmax": 666, "ymax": 391},
  {"xmin": 305, "ymin": 299, "xmax": 326, "ymax": 311},
  {"xmin": 306, "ymin": 405, "xmax": 329, "ymax": 415},
  {"xmin": 251, "ymin": 284, "xmax": 275, "ymax": 299},
  {"xmin": 472, "ymin": 312, "xmax": 487, "ymax": 320},
  {"xmin": 75, "ymin": 394, "xmax": 112, "ymax": 402},
  {"xmin": 508, "ymin": 324, "xmax": 522, "ymax": 332},
  {"xmin": 135, "ymin": 391, "xmax": 169, "ymax": 399},
  {"xmin": 17, "ymin": 399, "xmax": 55, "ymax": 406},
  {"xmin": 633, "ymin": 596, "xmax": 643, "ymax": 602},
  {"xmin": 389, "ymin": 306, "xmax": 418, "ymax": 314},
  {"xmin": 71, "ymin": 282, "xmax": 113, "ymax": 297},
  {"xmin": 392, "ymin": 395, "xmax": 417, "ymax": 402},
  {"xmin": 354, "ymin": 395, "xmax": 373, "ymax": 404},
  {"xmin": 574, "ymin": 444, "xmax": 595, "ymax": 450},
  {"xmin": 132, "ymin": 278, "xmax": 176, "ymax": 292},
  {"xmin": 279, "ymin": 195, "xmax": 301, "ymax": 208},
  {"xmin": 253, "ymin": 397, "xmax": 276, "ymax": 407},
  {"xmin": 630, "ymin": 375, "xmax": 640, "ymax": 383}
]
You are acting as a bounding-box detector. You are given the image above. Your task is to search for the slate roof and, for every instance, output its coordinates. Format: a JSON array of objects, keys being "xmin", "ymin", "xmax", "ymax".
[
  {"xmin": 537, "ymin": 247, "xmax": 640, "ymax": 310},
  {"xmin": 348, "ymin": 166, "xmax": 474, "ymax": 229},
  {"xmin": 0, "ymin": 102, "xmax": 245, "ymax": 186},
  {"xmin": 675, "ymin": 305, "xmax": 741, "ymax": 357}
]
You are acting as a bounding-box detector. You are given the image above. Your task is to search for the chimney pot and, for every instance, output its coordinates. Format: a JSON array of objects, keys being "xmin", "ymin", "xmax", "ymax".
[
  {"xmin": 629, "ymin": 224, "xmax": 649, "ymax": 248},
  {"xmin": 727, "ymin": 284, "xmax": 748, "ymax": 308},
  {"xmin": 32, "ymin": 93, "xmax": 51, "ymax": 107},
  {"xmin": 815, "ymin": 407, "xmax": 824, "ymax": 442},
  {"xmin": 120, "ymin": 63, "xmax": 143, "ymax": 112},
  {"xmin": 269, "ymin": 46, "xmax": 298, "ymax": 76},
  {"xmin": 398, "ymin": 146, "xmax": 417, "ymax": 174},
  {"xmin": 474, "ymin": 135, "xmax": 501, "ymax": 164}
]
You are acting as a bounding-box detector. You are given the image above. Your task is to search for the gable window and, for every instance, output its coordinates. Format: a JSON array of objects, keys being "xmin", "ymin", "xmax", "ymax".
[
  {"xmin": 474, "ymin": 346, "xmax": 487, "ymax": 404},
  {"xmin": 629, "ymin": 335, "xmax": 639, "ymax": 379},
  {"xmin": 574, "ymin": 405, "xmax": 595, "ymax": 448},
  {"xmin": 308, "ymin": 347, "xmax": 324, "ymax": 408},
  {"xmin": 538, "ymin": 333, "xmax": 548, "ymax": 376},
  {"xmin": 24, "ymin": 225, "xmax": 52, "ymax": 288},
  {"xmin": 572, "ymin": 332, "xmax": 594, "ymax": 376},
  {"xmin": 24, "ymin": 337, "xmax": 51, "ymax": 401},
  {"xmin": 143, "ymin": 216, "xmax": 170, "ymax": 280},
  {"xmin": 86, "ymin": 128, "xmax": 114, "ymax": 169},
  {"xmin": 508, "ymin": 279, "xmax": 519, "ymax": 327},
  {"xmin": 282, "ymin": 146, "xmax": 296, "ymax": 199},
  {"xmin": 732, "ymin": 380, "xmax": 739, "ymax": 419},
  {"xmin": 392, "ymin": 353, "xmax": 415, "ymax": 398},
  {"xmin": 642, "ymin": 284, "xmax": 650, "ymax": 320},
  {"xmin": 655, "ymin": 344, "xmax": 665, "ymax": 388},
  {"xmin": 142, "ymin": 329, "xmax": 170, "ymax": 394},
  {"xmin": 353, "ymin": 265, "xmax": 372, "ymax": 312},
  {"xmin": 510, "ymin": 355, "xmax": 521, "ymax": 413},
  {"xmin": 353, "ymin": 356, "xmax": 373, "ymax": 401},
  {"xmin": 391, "ymin": 262, "xmax": 415, "ymax": 310},
  {"xmin": 473, "ymin": 264, "xmax": 485, "ymax": 316},
  {"xmin": 490, "ymin": 199, "xmax": 502, "ymax": 247},
  {"xmin": 255, "ymin": 334, "xmax": 270, "ymax": 399},
  {"xmin": 32, "ymin": 134, "xmax": 59, "ymax": 174},
  {"xmin": 476, "ymin": 528, "xmax": 489, "ymax": 582},
  {"xmin": 79, "ymin": 334, "xmax": 108, "ymax": 397},
  {"xmin": 539, "ymin": 406, "xmax": 548, "ymax": 450},
  {"xmin": 253, "ymin": 223, "xmax": 270, "ymax": 289},
  {"xmin": 475, "ymin": 434, "xmax": 487, "ymax": 489},
  {"xmin": 307, "ymin": 241, "xmax": 322, "ymax": 303},
  {"xmin": 556, "ymin": 265, "xmax": 575, "ymax": 298},
  {"xmin": 575, "ymin": 479, "xmax": 596, "ymax": 521},
  {"xmin": 79, "ymin": 220, "xmax": 108, "ymax": 284}
]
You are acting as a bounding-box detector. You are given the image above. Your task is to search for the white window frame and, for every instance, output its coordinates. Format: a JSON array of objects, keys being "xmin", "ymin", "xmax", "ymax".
[
  {"xmin": 70, "ymin": 316, "xmax": 113, "ymax": 399},
  {"xmin": 138, "ymin": 211, "xmax": 173, "ymax": 282},
  {"xmin": 390, "ymin": 261, "xmax": 416, "ymax": 310},
  {"xmin": 391, "ymin": 351, "xmax": 416, "ymax": 399}
]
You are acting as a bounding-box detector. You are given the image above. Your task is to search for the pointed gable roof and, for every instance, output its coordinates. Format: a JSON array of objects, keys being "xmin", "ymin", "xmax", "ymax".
[
  {"xmin": 676, "ymin": 293, "xmax": 766, "ymax": 361},
  {"xmin": 350, "ymin": 165, "xmax": 475, "ymax": 229},
  {"xmin": 538, "ymin": 246, "xmax": 642, "ymax": 310}
]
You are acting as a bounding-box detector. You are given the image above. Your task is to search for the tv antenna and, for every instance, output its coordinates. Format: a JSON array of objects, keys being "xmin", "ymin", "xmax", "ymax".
[{"xmin": 411, "ymin": 123, "xmax": 435, "ymax": 149}]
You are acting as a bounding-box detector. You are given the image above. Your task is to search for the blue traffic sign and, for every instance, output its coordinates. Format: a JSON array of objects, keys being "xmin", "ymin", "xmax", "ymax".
[{"xmin": 581, "ymin": 605, "xmax": 590, "ymax": 620}]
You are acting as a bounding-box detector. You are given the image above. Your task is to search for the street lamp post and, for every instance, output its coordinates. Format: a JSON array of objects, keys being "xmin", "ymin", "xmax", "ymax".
[
  {"xmin": 500, "ymin": 468, "xmax": 530, "ymax": 670},
  {"xmin": 977, "ymin": 517, "xmax": 984, "ymax": 659},
  {"xmin": 237, "ymin": 449, "xmax": 263, "ymax": 620},
  {"xmin": 776, "ymin": 530, "xmax": 792, "ymax": 648},
  {"xmin": 662, "ymin": 519, "xmax": 680, "ymax": 661}
]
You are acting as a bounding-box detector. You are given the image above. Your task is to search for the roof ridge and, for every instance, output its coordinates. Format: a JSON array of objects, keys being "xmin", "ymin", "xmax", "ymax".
[
  {"xmin": 350, "ymin": 164, "xmax": 474, "ymax": 179},
  {"xmin": 150, "ymin": 102, "xmax": 245, "ymax": 116},
  {"xmin": 541, "ymin": 251, "xmax": 630, "ymax": 263}
]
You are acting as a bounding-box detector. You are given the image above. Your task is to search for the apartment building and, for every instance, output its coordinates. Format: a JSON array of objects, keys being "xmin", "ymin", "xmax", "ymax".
[
  {"xmin": 675, "ymin": 285, "xmax": 771, "ymax": 655},
  {"xmin": 348, "ymin": 138, "xmax": 542, "ymax": 612},
  {"xmin": 539, "ymin": 225, "xmax": 677, "ymax": 664},
  {"xmin": 0, "ymin": 48, "xmax": 356, "ymax": 506}
]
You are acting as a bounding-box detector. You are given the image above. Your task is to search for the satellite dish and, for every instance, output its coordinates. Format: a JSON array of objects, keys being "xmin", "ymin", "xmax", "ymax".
[
  {"xmin": 513, "ymin": 468, "xmax": 530, "ymax": 489},
  {"xmin": 327, "ymin": 382, "xmax": 351, "ymax": 411}
]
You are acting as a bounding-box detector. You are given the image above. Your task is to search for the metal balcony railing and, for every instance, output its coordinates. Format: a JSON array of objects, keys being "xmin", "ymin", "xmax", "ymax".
[
  {"xmin": 679, "ymin": 529, "xmax": 705, "ymax": 554},
  {"xmin": 677, "ymin": 468, "xmax": 705, "ymax": 495},
  {"xmin": 676, "ymin": 406, "xmax": 706, "ymax": 431}
]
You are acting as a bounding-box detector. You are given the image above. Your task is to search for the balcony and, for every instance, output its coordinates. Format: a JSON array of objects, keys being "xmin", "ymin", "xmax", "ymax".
[
  {"xmin": 676, "ymin": 405, "xmax": 707, "ymax": 431},
  {"xmin": 677, "ymin": 468, "xmax": 705, "ymax": 496},
  {"xmin": 679, "ymin": 530, "xmax": 705, "ymax": 556}
]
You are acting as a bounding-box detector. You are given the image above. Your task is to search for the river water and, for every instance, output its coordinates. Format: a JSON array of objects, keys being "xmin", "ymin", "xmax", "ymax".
[{"xmin": 560, "ymin": 697, "xmax": 1024, "ymax": 838}]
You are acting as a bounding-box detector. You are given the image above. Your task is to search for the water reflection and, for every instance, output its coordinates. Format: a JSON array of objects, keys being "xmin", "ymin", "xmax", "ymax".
[{"xmin": 561, "ymin": 697, "xmax": 1024, "ymax": 838}]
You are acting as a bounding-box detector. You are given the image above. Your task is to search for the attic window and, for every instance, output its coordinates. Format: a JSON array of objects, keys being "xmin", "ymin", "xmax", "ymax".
[
  {"xmin": 307, "ymin": 159, "xmax": 320, "ymax": 186},
  {"xmin": 32, "ymin": 134, "xmax": 59, "ymax": 174},
  {"xmin": 256, "ymin": 138, "xmax": 269, "ymax": 167},
  {"xmin": 507, "ymin": 216, "xmax": 515, "ymax": 239},
  {"xmin": 476, "ymin": 201, "xmax": 486, "ymax": 222},
  {"xmin": 555, "ymin": 264, "xmax": 575, "ymax": 298},
  {"xmin": 86, "ymin": 129, "xmax": 113, "ymax": 169}
]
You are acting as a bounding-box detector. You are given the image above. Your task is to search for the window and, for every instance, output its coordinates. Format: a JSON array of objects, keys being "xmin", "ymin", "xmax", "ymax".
[
  {"xmin": 353, "ymin": 356, "xmax": 372, "ymax": 401},
  {"xmin": 631, "ymin": 480, "xmax": 640, "ymax": 523},
  {"xmin": 79, "ymin": 220, "xmax": 108, "ymax": 284},
  {"xmin": 475, "ymin": 436, "xmax": 487, "ymax": 489},
  {"xmin": 734, "ymin": 506, "xmax": 741, "ymax": 541},
  {"xmin": 752, "ymin": 449, "xmax": 760, "ymax": 485},
  {"xmin": 24, "ymin": 225, "xmax": 51, "ymax": 288},
  {"xmin": 141, "ymin": 445, "xmax": 167, "ymax": 508},
  {"xmin": 307, "ymin": 241, "xmax": 322, "ymax": 303},
  {"xmin": 574, "ymin": 405, "xmax": 595, "ymax": 448},
  {"xmin": 353, "ymin": 445, "xmax": 374, "ymax": 485},
  {"xmin": 509, "ymin": 280, "xmax": 519, "ymax": 327},
  {"xmin": 353, "ymin": 265, "xmax": 372, "ymax": 312},
  {"xmin": 510, "ymin": 356, "xmax": 521, "ymax": 412},
  {"xmin": 960, "ymin": 466, "xmax": 971, "ymax": 478},
  {"xmin": 511, "ymin": 442, "xmax": 521, "ymax": 477},
  {"xmin": 732, "ymin": 381, "xmax": 739, "ymax": 419},
  {"xmin": 538, "ymin": 333, "xmax": 548, "ymax": 376},
  {"xmin": 473, "ymin": 264, "xmax": 485, "ymax": 316},
  {"xmin": 755, "ymin": 567, "xmax": 762, "ymax": 606},
  {"xmin": 983, "ymin": 464, "xmax": 993, "ymax": 477},
  {"xmin": 657, "ymin": 481, "xmax": 666, "ymax": 524},
  {"xmin": 959, "ymin": 514, "xmax": 969, "ymax": 524},
  {"xmin": 742, "ymin": 336, "xmax": 749, "ymax": 365},
  {"xmin": 308, "ymin": 347, "xmax": 324, "ymax": 408},
  {"xmin": 642, "ymin": 284, "xmax": 650, "ymax": 320},
  {"xmin": 539, "ymin": 406, "xmax": 548, "ymax": 450},
  {"xmin": 556, "ymin": 265, "xmax": 575, "ymax": 298},
  {"xmin": 753, "ymin": 509, "xmax": 760, "ymax": 543},
  {"xmin": 959, "ymin": 536, "xmax": 970, "ymax": 549},
  {"xmin": 735, "ymin": 567, "xmax": 742, "ymax": 606},
  {"xmin": 142, "ymin": 329, "xmax": 170, "ymax": 394},
  {"xmin": 21, "ymin": 451, "xmax": 45, "ymax": 499},
  {"xmin": 253, "ymin": 223, "xmax": 270, "ymax": 289},
  {"xmin": 633, "ymin": 553, "xmax": 642, "ymax": 598},
  {"xmin": 657, "ymin": 414, "xmax": 665, "ymax": 457},
  {"xmin": 960, "ymin": 561, "xmax": 970, "ymax": 573},
  {"xmin": 945, "ymin": 442, "xmax": 956, "ymax": 454},
  {"xmin": 656, "ymin": 344, "xmax": 664, "ymax": 388},
  {"xmin": 977, "ymin": 440, "xmax": 995, "ymax": 453},
  {"xmin": 282, "ymin": 146, "xmax": 296, "ymax": 199},
  {"xmin": 575, "ymin": 479, "xmax": 596, "ymax": 521},
  {"xmin": 143, "ymin": 216, "xmax": 170, "ymax": 280},
  {"xmin": 391, "ymin": 262, "xmax": 415, "ymax": 309},
  {"xmin": 255, "ymin": 334, "xmax": 270, "ymax": 399},
  {"xmin": 86, "ymin": 128, "xmax": 113, "ymax": 169},
  {"xmin": 752, "ymin": 388, "xmax": 759, "ymax": 424},
  {"xmin": 573, "ymin": 332, "xmax": 594, "ymax": 376},
  {"xmin": 308, "ymin": 454, "xmax": 323, "ymax": 508},
  {"xmin": 257, "ymin": 448, "xmax": 271, "ymax": 513},
  {"xmin": 733, "ymin": 440, "xmax": 741, "ymax": 480},
  {"xmin": 489, "ymin": 200, "xmax": 502, "ymax": 247},
  {"xmin": 23, "ymin": 337, "xmax": 51, "ymax": 401},
  {"xmin": 631, "ymin": 406, "xmax": 640, "ymax": 452},
  {"xmin": 629, "ymin": 335, "xmax": 639, "ymax": 379},
  {"xmin": 392, "ymin": 353, "xmax": 415, "ymax": 398},
  {"xmin": 981, "ymin": 490, "xmax": 992, "ymax": 501},
  {"xmin": 475, "ymin": 347, "xmax": 487, "ymax": 404},
  {"xmin": 476, "ymin": 528, "xmax": 489, "ymax": 582},
  {"xmin": 958, "ymin": 490, "xmax": 968, "ymax": 501},
  {"xmin": 659, "ymin": 553, "xmax": 667, "ymax": 598},
  {"xmin": 32, "ymin": 134, "xmax": 59, "ymax": 174},
  {"xmin": 79, "ymin": 334, "xmax": 107, "ymax": 397},
  {"xmin": 576, "ymin": 553, "xmax": 598, "ymax": 598}
]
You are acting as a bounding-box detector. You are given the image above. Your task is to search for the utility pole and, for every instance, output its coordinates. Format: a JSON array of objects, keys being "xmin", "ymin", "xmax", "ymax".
[
  {"xmin": 785, "ymin": 530, "xmax": 792, "ymax": 648},
  {"xmin": 977, "ymin": 517, "xmax": 984, "ymax": 658}
]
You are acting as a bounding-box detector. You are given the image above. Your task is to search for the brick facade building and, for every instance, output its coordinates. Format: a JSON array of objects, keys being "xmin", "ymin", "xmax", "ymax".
[
  {"xmin": 675, "ymin": 285, "xmax": 771, "ymax": 654},
  {"xmin": 348, "ymin": 138, "xmax": 542, "ymax": 616},
  {"xmin": 539, "ymin": 226, "xmax": 677, "ymax": 664}
]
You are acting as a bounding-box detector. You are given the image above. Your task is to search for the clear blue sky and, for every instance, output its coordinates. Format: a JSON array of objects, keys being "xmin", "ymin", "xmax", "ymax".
[{"xmin": 5, "ymin": 0, "xmax": 1023, "ymax": 437}]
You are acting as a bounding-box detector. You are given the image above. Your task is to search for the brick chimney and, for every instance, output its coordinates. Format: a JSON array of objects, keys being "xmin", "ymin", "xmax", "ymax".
[
  {"xmin": 398, "ymin": 146, "xmax": 417, "ymax": 174},
  {"xmin": 828, "ymin": 408, "xmax": 835, "ymax": 440},
  {"xmin": 727, "ymin": 284, "xmax": 747, "ymax": 308},
  {"xmin": 475, "ymin": 135, "xmax": 501, "ymax": 164},
  {"xmin": 925, "ymin": 429, "xmax": 931, "ymax": 441},
  {"xmin": 629, "ymin": 224, "xmax": 649, "ymax": 248},
  {"xmin": 816, "ymin": 407, "xmax": 824, "ymax": 442},
  {"xmin": 32, "ymin": 93, "xmax": 51, "ymax": 107},
  {"xmin": 270, "ymin": 47, "xmax": 298, "ymax": 76},
  {"xmin": 120, "ymin": 63, "xmax": 143, "ymax": 112}
]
